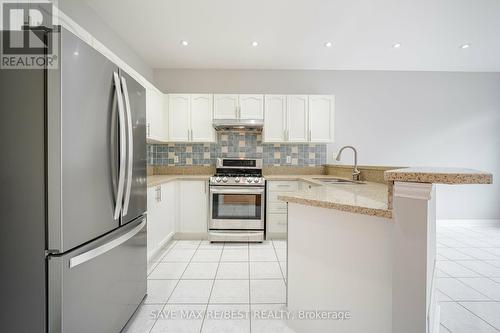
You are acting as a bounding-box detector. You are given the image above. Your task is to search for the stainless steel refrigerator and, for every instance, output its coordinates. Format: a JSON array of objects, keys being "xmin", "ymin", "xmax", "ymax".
[{"xmin": 0, "ymin": 27, "xmax": 147, "ymax": 333}]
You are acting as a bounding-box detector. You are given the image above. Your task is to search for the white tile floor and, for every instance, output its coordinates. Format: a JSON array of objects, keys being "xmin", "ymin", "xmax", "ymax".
[
  {"xmin": 124, "ymin": 239, "xmax": 289, "ymax": 333},
  {"xmin": 437, "ymin": 222, "xmax": 500, "ymax": 333},
  {"xmin": 125, "ymin": 222, "xmax": 500, "ymax": 333}
]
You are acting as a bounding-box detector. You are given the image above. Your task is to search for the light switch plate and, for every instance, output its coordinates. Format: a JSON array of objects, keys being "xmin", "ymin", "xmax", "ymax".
[
  {"xmin": 174, "ymin": 156, "xmax": 179, "ymax": 163},
  {"xmin": 286, "ymin": 156, "xmax": 291, "ymax": 163}
]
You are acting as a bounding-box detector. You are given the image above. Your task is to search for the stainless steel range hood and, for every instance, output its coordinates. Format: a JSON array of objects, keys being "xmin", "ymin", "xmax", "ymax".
[{"xmin": 213, "ymin": 119, "xmax": 264, "ymax": 132}]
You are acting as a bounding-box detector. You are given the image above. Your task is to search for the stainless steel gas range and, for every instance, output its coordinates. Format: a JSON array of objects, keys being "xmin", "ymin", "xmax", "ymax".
[{"xmin": 209, "ymin": 158, "xmax": 265, "ymax": 242}]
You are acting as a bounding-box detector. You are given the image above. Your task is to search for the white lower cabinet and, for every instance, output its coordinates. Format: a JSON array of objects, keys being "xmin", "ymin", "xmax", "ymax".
[
  {"xmin": 147, "ymin": 182, "xmax": 176, "ymax": 260},
  {"xmin": 266, "ymin": 180, "xmax": 317, "ymax": 238},
  {"xmin": 147, "ymin": 180, "xmax": 209, "ymax": 257},
  {"xmin": 178, "ymin": 180, "xmax": 209, "ymax": 234}
]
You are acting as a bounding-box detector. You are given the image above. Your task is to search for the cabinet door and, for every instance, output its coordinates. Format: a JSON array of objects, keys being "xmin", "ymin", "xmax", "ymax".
[
  {"xmin": 191, "ymin": 94, "xmax": 214, "ymax": 142},
  {"xmin": 168, "ymin": 94, "xmax": 190, "ymax": 142},
  {"xmin": 309, "ymin": 95, "xmax": 334, "ymax": 142},
  {"xmin": 147, "ymin": 186, "xmax": 161, "ymax": 258},
  {"xmin": 239, "ymin": 94, "xmax": 264, "ymax": 119},
  {"xmin": 163, "ymin": 182, "xmax": 177, "ymax": 236},
  {"xmin": 146, "ymin": 89, "xmax": 168, "ymax": 142},
  {"xmin": 214, "ymin": 94, "xmax": 239, "ymax": 119},
  {"xmin": 178, "ymin": 181, "xmax": 208, "ymax": 233},
  {"xmin": 287, "ymin": 95, "xmax": 309, "ymax": 142},
  {"xmin": 263, "ymin": 95, "xmax": 287, "ymax": 142}
]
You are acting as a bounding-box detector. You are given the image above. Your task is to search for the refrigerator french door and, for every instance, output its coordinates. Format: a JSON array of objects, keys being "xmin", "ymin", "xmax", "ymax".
[{"xmin": 0, "ymin": 27, "xmax": 146, "ymax": 333}]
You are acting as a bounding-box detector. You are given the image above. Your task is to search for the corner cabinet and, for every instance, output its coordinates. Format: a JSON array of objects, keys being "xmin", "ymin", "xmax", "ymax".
[
  {"xmin": 263, "ymin": 94, "xmax": 334, "ymax": 143},
  {"xmin": 214, "ymin": 94, "xmax": 264, "ymax": 120},
  {"xmin": 146, "ymin": 89, "xmax": 169, "ymax": 143},
  {"xmin": 147, "ymin": 180, "xmax": 209, "ymax": 256},
  {"xmin": 168, "ymin": 94, "xmax": 215, "ymax": 143}
]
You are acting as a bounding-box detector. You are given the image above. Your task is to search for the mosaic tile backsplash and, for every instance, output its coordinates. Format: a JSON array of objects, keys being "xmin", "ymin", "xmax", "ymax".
[{"xmin": 147, "ymin": 132, "xmax": 327, "ymax": 167}]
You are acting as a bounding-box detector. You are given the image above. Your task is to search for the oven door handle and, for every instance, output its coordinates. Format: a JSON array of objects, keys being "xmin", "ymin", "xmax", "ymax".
[{"xmin": 210, "ymin": 187, "xmax": 265, "ymax": 194}]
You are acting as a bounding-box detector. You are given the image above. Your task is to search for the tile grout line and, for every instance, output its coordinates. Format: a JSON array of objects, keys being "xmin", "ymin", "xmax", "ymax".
[
  {"xmin": 199, "ymin": 241, "xmax": 225, "ymax": 333},
  {"xmin": 455, "ymin": 301, "xmax": 500, "ymax": 332},
  {"xmin": 148, "ymin": 240, "xmax": 202, "ymax": 333}
]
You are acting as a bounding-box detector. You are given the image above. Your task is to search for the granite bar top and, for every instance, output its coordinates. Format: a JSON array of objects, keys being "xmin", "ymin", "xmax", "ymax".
[
  {"xmin": 276, "ymin": 177, "xmax": 393, "ymax": 219},
  {"xmin": 384, "ymin": 167, "xmax": 493, "ymax": 184},
  {"xmin": 147, "ymin": 174, "xmax": 211, "ymax": 187}
]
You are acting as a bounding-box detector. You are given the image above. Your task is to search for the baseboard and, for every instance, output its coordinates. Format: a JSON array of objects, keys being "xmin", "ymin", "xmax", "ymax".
[
  {"xmin": 174, "ymin": 232, "xmax": 209, "ymax": 240},
  {"xmin": 438, "ymin": 219, "xmax": 500, "ymax": 227},
  {"xmin": 147, "ymin": 231, "xmax": 175, "ymax": 262}
]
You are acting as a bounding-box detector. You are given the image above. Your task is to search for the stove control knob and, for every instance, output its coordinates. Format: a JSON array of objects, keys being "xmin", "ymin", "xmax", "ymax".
[
  {"xmin": 222, "ymin": 177, "xmax": 228, "ymax": 183},
  {"xmin": 235, "ymin": 177, "xmax": 240, "ymax": 183},
  {"xmin": 246, "ymin": 177, "xmax": 252, "ymax": 183},
  {"xmin": 255, "ymin": 178, "xmax": 261, "ymax": 183},
  {"xmin": 215, "ymin": 177, "xmax": 221, "ymax": 183}
]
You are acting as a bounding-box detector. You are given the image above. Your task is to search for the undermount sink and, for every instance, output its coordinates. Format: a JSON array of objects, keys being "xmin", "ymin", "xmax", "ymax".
[{"xmin": 313, "ymin": 177, "xmax": 365, "ymax": 185}]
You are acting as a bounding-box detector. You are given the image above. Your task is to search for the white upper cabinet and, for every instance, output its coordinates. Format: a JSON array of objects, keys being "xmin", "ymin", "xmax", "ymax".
[
  {"xmin": 190, "ymin": 94, "xmax": 214, "ymax": 142},
  {"xmin": 287, "ymin": 95, "xmax": 309, "ymax": 142},
  {"xmin": 146, "ymin": 89, "xmax": 168, "ymax": 143},
  {"xmin": 168, "ymin": 94, "xmax": 214, "ymax": 142},
  {"xmin": 262, "ymin": 94, "xmax": 334, "ymax": 143},
  {"xmin": 214, "ymin": 94, "xmax": 239, "ymax": 119},
  {"xmin": 264, "ymin": 95, "xmax": 287, "ymax": 142},
  {"xmin": 168, "ymin": 94, "xmax": 190, "ymax": 142},
  {"xmin": 214, "ymin": 94, "xmax": 264, "ymax": 120},
  {"xmin": 239, "ymin": 94, "xmax": 264, "ymax": 119},
  {"xmin": 308, "ymin": 95, "xmax": 334, "ymax": 142}
]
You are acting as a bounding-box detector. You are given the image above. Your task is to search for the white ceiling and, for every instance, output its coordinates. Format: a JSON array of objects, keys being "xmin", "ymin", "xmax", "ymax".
[{"xmin": 84, "ymin": 0, "xmax": 500, "ymax": 71}]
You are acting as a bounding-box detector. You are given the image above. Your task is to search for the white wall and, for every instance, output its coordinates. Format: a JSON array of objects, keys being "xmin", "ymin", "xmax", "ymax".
[
  {"xmin": 55, "ymin": 0, "xmax": 153, "ymax": 81},
  {"xmin": 154, "ymin": 69, "xmax": 500, "ymax": 219}
]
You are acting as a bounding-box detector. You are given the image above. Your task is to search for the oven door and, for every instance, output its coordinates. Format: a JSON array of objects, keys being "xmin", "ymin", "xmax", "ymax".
[{"xmin": 210, "ymin": 186, "xmax": 265, "ymax": 230}]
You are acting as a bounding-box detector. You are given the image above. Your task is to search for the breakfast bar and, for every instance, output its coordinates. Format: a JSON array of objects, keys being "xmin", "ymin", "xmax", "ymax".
[{"xmin": 279, "ymin": 167, "xmax": 492, "ymax": 333}]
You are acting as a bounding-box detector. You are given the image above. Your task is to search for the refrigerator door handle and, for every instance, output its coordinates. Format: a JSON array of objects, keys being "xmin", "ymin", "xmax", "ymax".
[
  {"xmin": 113, "ymin": 72, "xmax": 126, "ymax": 220},
  {"xmin": 120, "ymin": 75, "xmax": 134, "ymax": 216},
  {"xmin": 69, "ymin": 219, "xmax": 146, "ymax": 268}
]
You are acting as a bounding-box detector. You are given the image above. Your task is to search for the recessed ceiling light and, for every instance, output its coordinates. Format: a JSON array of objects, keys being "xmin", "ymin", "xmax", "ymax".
[
  {"xmin": 180, "ymin": 40, "xmax": 189, "ymax": 46},
  {"xmin": 73, "ymin": 51, "xmax": 79, "ymax": 56},
  {"xmin": 251, "ymin": 41, "xmax": 259, "ymax": 47},
  {"xmin": 393, "ymin": 43, "xmax": 402, "ymax": 48},
  {"xmin": 460, "ymin": 43, "xmax": 470, "ymax": 49},
  {"xmin": 324, "ymin": 41, "xmax": 333, "ymax": 48}
]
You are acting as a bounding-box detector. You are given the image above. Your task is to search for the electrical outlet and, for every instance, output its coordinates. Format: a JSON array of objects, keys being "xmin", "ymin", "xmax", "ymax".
[
  {"xmin": 174, "ymin": 156, "xmax": 179, "ymax": 163},
  {"xmin": 286, "ymin": 156, "xmax": 291, "ymax": 163}
]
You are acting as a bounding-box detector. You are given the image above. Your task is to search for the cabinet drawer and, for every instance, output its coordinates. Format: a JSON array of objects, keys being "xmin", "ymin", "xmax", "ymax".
[
  {"xmin": 268, "ymin": 202, "xmax": 288, "ymax": 214},
  {"xmin": 268, "ymin": 181, "xmax": 299, "ymax": 192}
]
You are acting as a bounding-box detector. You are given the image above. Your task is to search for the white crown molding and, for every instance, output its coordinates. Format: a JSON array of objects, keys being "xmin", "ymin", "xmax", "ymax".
[{"xmin": 393, "ymin": 181, "xmax": 433, "ymax": 200}]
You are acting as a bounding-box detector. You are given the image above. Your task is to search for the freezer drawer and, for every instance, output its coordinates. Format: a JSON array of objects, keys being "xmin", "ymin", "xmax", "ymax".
[{"xmin": 48, "ymin": 217, "xmax": 147, "ymax": 333}]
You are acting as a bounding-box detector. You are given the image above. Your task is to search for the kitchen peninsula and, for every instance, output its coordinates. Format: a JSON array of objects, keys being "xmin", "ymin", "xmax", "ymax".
[{"xmin": 279, "ymin": 167, "xmax": 492, "ymax": 333}]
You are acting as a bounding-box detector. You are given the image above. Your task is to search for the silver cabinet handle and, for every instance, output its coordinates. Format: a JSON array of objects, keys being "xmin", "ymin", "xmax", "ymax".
[
  {"xmin": 155, "ymin": 185, "xmax": 161, "ymax": 202},
  {"xmin": 309, "ymin": 129, "xmax": 312, "ymax": 141},
  {"xmin": 113, "ymin": 72, "xmax": 126, "ymax": 220},
  {"xmin": 146, "ymin": 123, "xmax": 150, "ymax": 137},
  {"xmin": 187, "ymin": 129, "xmax": 190, "ymax": 141},
  {"xmin": 69, "ymin": 219, "xmax": 146, "ymax": 268},
  {"xmin": 120, "ymin": 76, "xmax": 133, "ymax": 215}
]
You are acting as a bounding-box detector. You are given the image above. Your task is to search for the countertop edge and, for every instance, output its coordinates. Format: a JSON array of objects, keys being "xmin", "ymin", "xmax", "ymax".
[{"xmin": 278, "ymin": 195, "xmax": 393, "ymax": 219}]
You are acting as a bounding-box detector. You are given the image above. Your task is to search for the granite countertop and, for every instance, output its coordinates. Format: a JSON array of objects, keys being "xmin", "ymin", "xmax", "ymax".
[
  {"xmin": 274, "ymin": 167, "xmax": 492, "ymax": 219},
  {"xmin": 384, "ymin": 167, "xmax": 493, "ymax": 184},
  {"xmin": 147, "ymin": 174, "xmax": 211, "ymax": 187},
  {"xmin": 274, "ymin": 176, "xmax": 393, "ymax": 219}
]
